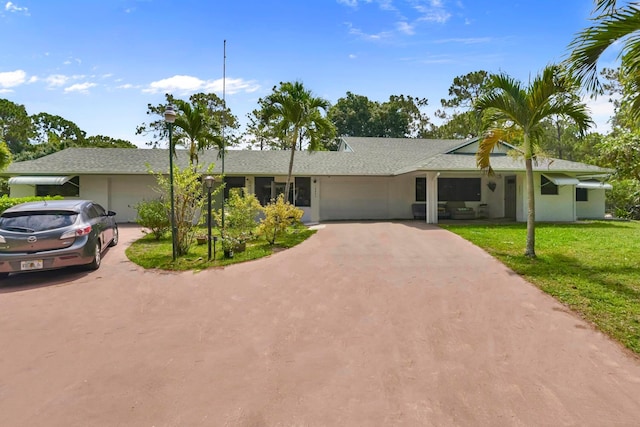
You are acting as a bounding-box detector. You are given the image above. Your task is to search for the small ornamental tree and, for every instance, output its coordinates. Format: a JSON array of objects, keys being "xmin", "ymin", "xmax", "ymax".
[
  {"xmin": 154, "ymin": 164, "xmax": 220, "ymax": 256},
  {"xmin": 215, "ymin": 187, "xmax": 263, "ymax": 246},
  {"xmin": 259, "ymin": 194, "xmax": 304, "ymax": 245}
]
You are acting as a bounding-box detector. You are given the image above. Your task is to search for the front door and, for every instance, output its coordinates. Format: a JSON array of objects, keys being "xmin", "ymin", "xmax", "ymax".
[{"xmin": 504, "ymin": 175, "xmax": 517, "ymax": 219}]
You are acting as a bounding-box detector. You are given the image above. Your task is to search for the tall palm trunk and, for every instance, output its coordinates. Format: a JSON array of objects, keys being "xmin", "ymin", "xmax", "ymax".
[
  {"xmin": 284, "ymin": 126, "xmax": 300, "ymax": 200},
  {"xmin": 524, "ymin": 134, "xmax": 536, "ymax": 257}
]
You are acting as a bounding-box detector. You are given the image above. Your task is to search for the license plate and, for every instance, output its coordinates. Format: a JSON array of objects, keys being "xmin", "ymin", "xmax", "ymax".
[{"xmin": 21, "ymin": 260, "xmax": 43, "ymax": 271}]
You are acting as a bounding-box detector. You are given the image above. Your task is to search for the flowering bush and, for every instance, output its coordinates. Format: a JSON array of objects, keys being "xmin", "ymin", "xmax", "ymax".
[{"xmin": 259, "ymin": 194, "xmax": 304, "ymax": 245}]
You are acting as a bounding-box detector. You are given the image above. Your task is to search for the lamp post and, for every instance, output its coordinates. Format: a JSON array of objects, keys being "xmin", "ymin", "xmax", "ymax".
[
  {"xmin": 203, "ymin": 175, "xmax": 215, "ymax": 260},
  {"xmin": 164, "ymin": 105, "xmax": 177, "ymax": 261}
]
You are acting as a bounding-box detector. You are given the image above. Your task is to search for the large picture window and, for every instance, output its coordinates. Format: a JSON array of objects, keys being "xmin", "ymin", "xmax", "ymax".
[
  {"xmin": 254, "ymin": 177, "xmax": 274, "ymax": 205},
  {"xmin": 437, "ymin": 178, "xmax": 481, "ymax": 201},
  {"xmin": 541, "ymin": 175, "xmax": 558, "ymax": 195},
  {"xmin": 415, "ymin": 177, "xmax": 426, "ymax": 202},
  {"xmin": 253, "ymin": 177, "xmax": 311, "ymax": 206},
  {"xmin": 224, "ymin": 176, "xmax": 245, "ymax": 199}
]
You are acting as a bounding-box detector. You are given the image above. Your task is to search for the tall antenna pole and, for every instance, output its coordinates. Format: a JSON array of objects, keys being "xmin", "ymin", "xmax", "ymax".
[{"xmin": 221, "ymin": 39, "xmax": 226, "ymax": 230}]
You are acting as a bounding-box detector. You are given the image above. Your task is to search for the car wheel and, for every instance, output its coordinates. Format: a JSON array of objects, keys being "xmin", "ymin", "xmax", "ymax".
[
  {"xmin": 86, "ymin": 242, "xmax": 101, "ymax": 270},
  {"xmin": 109, "ymin": 226, "xmax": 119, "ymax": 247}
]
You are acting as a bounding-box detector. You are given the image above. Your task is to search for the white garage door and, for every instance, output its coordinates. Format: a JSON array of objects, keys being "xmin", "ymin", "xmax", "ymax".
[
  {"xmin": 109, "ymin": 175, "xmax": 158, "ymax": 223},
  {"xmin": 320, "ymin": 177, "xmax": 389, "ymax": 220}
]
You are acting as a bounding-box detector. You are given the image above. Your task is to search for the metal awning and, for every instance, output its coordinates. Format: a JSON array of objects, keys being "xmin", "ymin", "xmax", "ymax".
[
  {"xmin": 8, "ymin": 176, "xmax": 75, "ymax": 186},
  {"xmin": 577, "ymin": 180, "xmax": 613, "ymax": 190},
  {"xmin": 542, "ymin": 173, "xmax": 580, "ymax": 186}
]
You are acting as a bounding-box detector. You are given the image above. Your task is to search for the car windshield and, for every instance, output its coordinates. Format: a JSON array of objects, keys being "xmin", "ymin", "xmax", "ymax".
[{"xmin": 0, "ymin": 211, "xmax": 78, "ymax": 232}]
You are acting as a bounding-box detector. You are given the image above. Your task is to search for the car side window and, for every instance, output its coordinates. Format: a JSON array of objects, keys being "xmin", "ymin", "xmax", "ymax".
[
  {"xmin": 92, "ymin": 204, "xmax": 106, "ymax": 217},
  {"xmin": 86, "ymin": 205, "xmax": 101, "ymax": 219}
]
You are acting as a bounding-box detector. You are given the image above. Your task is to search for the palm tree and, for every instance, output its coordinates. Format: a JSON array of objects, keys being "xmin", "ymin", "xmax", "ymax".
[
  {"xmin": 262, "ymin": 81, "xmax": 335, "ymax": 198},
  {"xmin": 566, "ymin": 0, "xmax": 640, "ymax": 121},
  {"xmin": 474, "ymin": 65, "xmax": 593, "ymax": 257},
  {"xmin": 172, "ymin": 99, "xmax": 222, "ymax": 168}
]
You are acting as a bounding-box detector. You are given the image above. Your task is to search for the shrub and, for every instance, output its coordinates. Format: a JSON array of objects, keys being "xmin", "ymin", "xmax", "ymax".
[
  {"xmin": 134, "ymin": 198, "xmax": 170, "ymax": 240},
  {"xmin": 215, "ymin": 188, "xmax": 262, "ymax": 242},
  {"xmin": 258, "ymin": 194, "xmax": 304, "ymax": 245},
  {"xmin": 606, "ymin": 178, "xmax": 640, "ymax": 219}
]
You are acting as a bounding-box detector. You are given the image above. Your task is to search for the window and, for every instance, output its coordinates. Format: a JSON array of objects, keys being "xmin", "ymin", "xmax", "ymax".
[
  {"xmin": 224, "ymin": 176, "xmax": 245, "ymax": 199},
  {"xmin": 541, "ymin": 175, "xmax": 558, "ymax": 195},
  {"xmin": 36, "ymin": 176, "xmax": 79, "ymax": 197},
  {"xmin": 415, "ymin": 177, "xmax": 426, "ymax": 202},
  {"xmin": 437, "ymin": 178, "xmax": 481, "ymax": 201},
  {"xmin": 576, "ymin": 188, "xmax": 588, "ymax": 202},
  {"xmin": 254, "ymin": 177, "xmax": 274, "ymax": 205},
  {"xmin": 294, "ymin": 177, "xmax": 311, "ymax": 207}
]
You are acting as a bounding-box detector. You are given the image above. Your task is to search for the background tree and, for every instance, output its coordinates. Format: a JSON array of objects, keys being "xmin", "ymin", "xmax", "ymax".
[
  {"xmin": 137, "ymin": 93, "xmax": 238, "ymax": 151},
  {"xmin": 432, "ymin": 70, "xmax": 492, "ymax": 139},
  {"xmin": 244, "ymin": 108, "xmax": 278, "ymax": 150},
  {"xmin": 259, "ymin": 81, "xmax": 335, "ymax": 197},
  {"xmin": 475, "ymin": 65, "xmax": 593, "ymax": 257},
  {"xmin": 171, "ymin": 98, "xmax": 222, "ymax": 167},
  {"xmin": 327, "ymin": 92, "xmax": 430, "ymax": 138},
  {"xmin": 327, "ymin": 92, "xmax": 375, "ymax": 137},
  {"xmin": 0, "ymin": 99, "xmax": 33, "ymax": 155},
  {"xmin": 84, "ymin": 135, "xmax": 136, "ymax": 148},
  {"xmin": 31, "ymin": 113, "xmax": 86, "ymax": 147}
]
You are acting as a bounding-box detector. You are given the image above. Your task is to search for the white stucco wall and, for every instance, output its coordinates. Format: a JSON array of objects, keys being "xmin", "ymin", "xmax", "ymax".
[
  {"xmin": 534, "ymin": 173, "xmax": 576, "ymax": 222},
  {"xmin": 576, "ymin": 189, "xmax": 606, "ymax": 219}
]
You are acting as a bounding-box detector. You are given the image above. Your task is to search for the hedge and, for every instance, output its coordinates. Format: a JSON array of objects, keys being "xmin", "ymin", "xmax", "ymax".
[{"xmin": 0, "ymin": 195, "xmax": 64, "ymax": 214}]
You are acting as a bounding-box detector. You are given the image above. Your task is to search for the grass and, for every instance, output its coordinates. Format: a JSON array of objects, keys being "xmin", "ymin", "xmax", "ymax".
[
  {"xmin": 125, "ymin": 225, "xmax": 316, "ymax": 272},
  {"xmin": 440, "ymin": 221, "xmax": 640, "ymax": 354}
]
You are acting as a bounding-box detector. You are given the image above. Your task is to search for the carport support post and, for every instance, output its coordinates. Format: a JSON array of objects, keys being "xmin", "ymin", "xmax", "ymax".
[{"xmin": 164, "ymin": 105, "xmax": 178, "ymax": 261}]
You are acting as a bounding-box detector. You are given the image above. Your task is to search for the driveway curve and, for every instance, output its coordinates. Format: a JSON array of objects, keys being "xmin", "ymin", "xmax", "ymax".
[{"xmin": 1, "ymin": 222, "xmax": 640, "ymax": 426}]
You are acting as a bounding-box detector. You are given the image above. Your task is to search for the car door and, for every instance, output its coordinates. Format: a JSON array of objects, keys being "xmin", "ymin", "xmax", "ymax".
[{"xmin": 87, "ymin": 204, "xmax": 111, "ymax": 248}]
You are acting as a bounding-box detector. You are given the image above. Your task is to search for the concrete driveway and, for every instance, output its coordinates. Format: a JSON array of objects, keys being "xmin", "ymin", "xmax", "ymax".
[{"xmin": 1, "ymin": 222, "xmax": 640, "ymax": 426}]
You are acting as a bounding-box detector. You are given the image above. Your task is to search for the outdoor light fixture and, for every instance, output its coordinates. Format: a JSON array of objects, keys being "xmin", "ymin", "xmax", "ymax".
[
  {"xmin": 164, "ymin": 104, "xmax": 177, "ymax": 261},
  {"xmin": 204, "ymin": 175, "xmax": 215, "ymax": 260}
]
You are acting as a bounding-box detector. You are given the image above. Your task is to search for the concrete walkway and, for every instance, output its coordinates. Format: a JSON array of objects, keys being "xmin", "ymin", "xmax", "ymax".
[{"xmin": 1, "ymin": 222, "xmax": 640, "ymax": 426}]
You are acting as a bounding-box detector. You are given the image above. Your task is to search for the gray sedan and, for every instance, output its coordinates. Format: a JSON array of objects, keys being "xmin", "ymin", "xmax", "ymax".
[{"xmin": 0, "ymin": 199, "xmax": 118, "ymax": 278}]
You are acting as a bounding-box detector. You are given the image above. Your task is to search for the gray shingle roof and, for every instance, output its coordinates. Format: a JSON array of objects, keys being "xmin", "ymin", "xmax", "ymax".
[{"xmin": 2, "ymin": 137, "xmax": 612, "ymax": 177}]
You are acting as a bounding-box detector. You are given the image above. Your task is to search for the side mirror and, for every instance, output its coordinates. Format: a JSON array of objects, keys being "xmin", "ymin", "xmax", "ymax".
[{"xmin": 107, "ymin": 210, "xmax": 117, "ymax": 216}]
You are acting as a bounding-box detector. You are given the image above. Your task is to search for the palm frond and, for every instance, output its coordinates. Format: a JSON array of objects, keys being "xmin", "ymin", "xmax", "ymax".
[{"xmin": 566, "ymin": 4, "xmax": 640, "ymax": 93}]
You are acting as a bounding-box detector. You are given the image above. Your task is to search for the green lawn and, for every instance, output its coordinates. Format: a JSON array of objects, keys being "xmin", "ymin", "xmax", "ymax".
[
  {"xmin": 440, "ymin": 221, "xmax": 640, "ymax": 354},
  {"xmin": 125, "ymin": 226, "xmax": 316, "ymax": 272}
]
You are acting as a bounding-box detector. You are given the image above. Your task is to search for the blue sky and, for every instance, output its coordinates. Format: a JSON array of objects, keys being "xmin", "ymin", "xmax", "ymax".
[{"xmin": 0, "ymin": 0, "xmax": 618, "ymax": 148}]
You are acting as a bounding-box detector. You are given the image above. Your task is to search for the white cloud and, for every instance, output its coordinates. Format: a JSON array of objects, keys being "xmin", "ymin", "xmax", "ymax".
[
  {"xmin": 144, "ymin": 75, "xmax": 259, "ymax": 95},
  {"xmin": 346, "ymin": 22, "xmax": 392, "ymax": 41},
  {"xmin": 205, "ymin": 78, "xmax": 260, "ymax": 95},
  {"xmin": 0, "ymin": 69, "xmax": 27, "ymax": 88},
  {"xmin": 64, "ymin": 82, "xmax": 97, "ymax": 94},
  {"xmin": 349, "ymin": 53, "xmax": 357, "ymax": 59},
  {"xmin": 5, "ymin": 1, "xmax": 29, "ymax": 15},
  {"xmin": 397, "ymin": 21, "xmax": 415, "ymax": 35},
  {"xmin": 45, "ymin": 74, "xmax": 69, "ymax": 87},
  {"xmin": 337, "ymin": 0, "xmax": 369, "ymax": 7}
]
